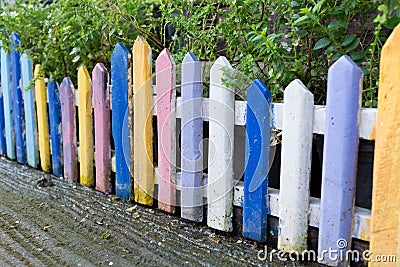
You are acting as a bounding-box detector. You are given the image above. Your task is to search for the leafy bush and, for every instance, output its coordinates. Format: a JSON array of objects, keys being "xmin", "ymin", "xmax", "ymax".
[{"xmin": 1, "ymin": 0, "xmax": 399, "ymax": 107}]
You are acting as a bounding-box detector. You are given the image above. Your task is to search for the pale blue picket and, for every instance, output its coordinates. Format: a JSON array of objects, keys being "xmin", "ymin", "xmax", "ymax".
[
  {"xmin": 21, "ymin": 54, "xmax": 39, "ymax": 167},
  {"xmin": 0, "ymin": 40, "xmax": 15, "ymax": 159}
]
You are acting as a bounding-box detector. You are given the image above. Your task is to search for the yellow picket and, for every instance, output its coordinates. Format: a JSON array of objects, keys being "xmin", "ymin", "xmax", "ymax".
[
  {"xmin": 370, "ymin": 24, "xmax": 400, "ymax": 266},
  {"xmin": 34, "ymin": 65, "xmax": 51, "ymax": 172},
  {"xmin": 133, "ymin": 36, "xmax": 154, "ymax": 205},
  {"xmin": 78, "ymin": 66, "xmax": 94, "ymax": 187}
]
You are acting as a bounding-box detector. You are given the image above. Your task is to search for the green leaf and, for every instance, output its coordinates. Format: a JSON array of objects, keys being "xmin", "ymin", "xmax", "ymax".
[
  {"xmin": 341, "ymin": 34, "xmax": 356, "ymax": 47},
  {"xmin": 313, "ymin": 38, "xmax": 331, "ymax": 50},
  {"xmin": 351, "ymin": 51, "xmax": 366, "ymax": 61},
  {"xmin": 327, "ymin": 20, "xmax": 348, "ymax": 31},
  {"xmin": 293, "ymin": 15, "xmax": 309, "ymax": 25}
]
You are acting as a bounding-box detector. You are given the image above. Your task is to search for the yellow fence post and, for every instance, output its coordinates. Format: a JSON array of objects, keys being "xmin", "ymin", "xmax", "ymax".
[
  {"xmin": 34, "ymin": 65, "xmax": 51, "ymax": 172},
  {"xmin": 133, "ymin": 36, "xmax": 154, "ymax": 205},
  {"xmin": 370, "ymin": 25, "xmax": 400, "ymax": 265},
  {"xmin": 78, "ymin": 66, "xmax": 94, "ymax": 187}
]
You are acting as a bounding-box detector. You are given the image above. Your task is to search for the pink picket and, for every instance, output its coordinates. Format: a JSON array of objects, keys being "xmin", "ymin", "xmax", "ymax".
[
  {"xmin": 156, "ymin": 48, "xmax": 176, "ymax": 213},
  {"xmin": 60, "ymin": 77, "xmax": 78, "ymax": 182}
]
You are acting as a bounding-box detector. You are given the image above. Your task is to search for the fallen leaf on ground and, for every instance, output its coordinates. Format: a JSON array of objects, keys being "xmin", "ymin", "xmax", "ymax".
[
  {"xmin": 101, "ymin": 233, "xmax": 111, "ymax": 239},
  {"xmin": 126, "ymin": 205, "xmax": 137, "ymax": 212}
]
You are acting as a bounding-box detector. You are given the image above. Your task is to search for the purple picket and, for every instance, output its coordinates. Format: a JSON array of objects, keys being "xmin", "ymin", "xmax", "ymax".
[
  {"xmin": 93, "ymin": 63, "xmax": 111, "ymax": 194},
  {"xmin": 60, "ymin": 77, "xmax": 78, "ymax": 183},
  {"xmin": 318, "ymin": 55, "xmax": 362, "ymax": 266},
  {"xmin": 180, "ymin": 52, "xmax": 203, "ymax": 222}
]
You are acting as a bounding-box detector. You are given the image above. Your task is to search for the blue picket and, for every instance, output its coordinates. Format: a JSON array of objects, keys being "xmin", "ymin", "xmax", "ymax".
[
  {"xmin": 180, "ymin": 52, "xmax": 203, "ymax": 222},
  {"xmin": 318, "ymin": 55, "xmax": 362, "ymax": 266},
  {"xmin": 11, "ymin": 32, "xmax": 26, "ymax": 163},
  {"xmin": 0, "ymin": 40, "xmax": 15, "ymax": 159},
  {"xmin": 21, "ymin": 54, "xmax": 39, "ymax": 167},
  {"xmin": 48, "ymin": 80, "xmax": 62, "ymax": 176},
  {"xmin": 242, "ymin": 79, "xmax": 271, "ymax": 242},
  {"xmin": 111, "ymin": 42, "xmax": 131, "ymax": 200},
  {"xmin": 0, "ymin": 61, "xmax": 6, "ymax": 155}
]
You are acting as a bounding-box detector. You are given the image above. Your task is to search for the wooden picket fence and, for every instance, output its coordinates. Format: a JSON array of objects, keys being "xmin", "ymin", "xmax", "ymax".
[{"xmin": 1, "ymin": 24, "xmax": 400, "ymax": 266}]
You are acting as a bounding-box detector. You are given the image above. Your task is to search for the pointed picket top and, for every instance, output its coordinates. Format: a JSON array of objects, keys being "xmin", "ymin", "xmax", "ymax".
[
  {"xmin": 93, "ymin": 62, "xmax": 108, "ymax": 77},
  {"xmin": 370, "ymin": 24, "xmax": 400, "ymax": 267},
  {"xmin": 133, "ymin": 36, "xmax": 151, "ymax": 57},
  {"xmin": 210, "ymin": 56, "xmax": 232, "ymax": 85},
  {"xmin": 156, "ymin": 48, "xmax": 174, "ymax": 72},
  {"xmin": 278, "ymin": 79, "xmax": 314, "ymax": 252},
  {"xmin": 61, "ymin": 76, "xmax": 74, "ymax": 90},
  {"xmin": 329, "ymin": 55, "xmax": 362, "ymax": 78},
  {"xmin": 112, "ymin": 42, "xmax": 130, "ymax": 60},
  {"xmin": 285, "ymin": 79, "xmax": 313, "ymax": 98},
  {"xmin": 182, "ymin": 52, "xmax": 202, "ymax": 84}
]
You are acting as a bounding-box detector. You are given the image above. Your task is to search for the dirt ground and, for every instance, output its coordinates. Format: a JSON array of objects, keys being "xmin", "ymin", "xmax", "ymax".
[{"xmin": 0, "ymin": 157, "xmax": 319, "ymax": 267}]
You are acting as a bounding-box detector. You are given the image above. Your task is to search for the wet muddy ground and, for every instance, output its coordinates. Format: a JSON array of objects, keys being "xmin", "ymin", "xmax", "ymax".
[{"xmin": 0, "ymin": 157, "xmax": 321, "ymax": 266}]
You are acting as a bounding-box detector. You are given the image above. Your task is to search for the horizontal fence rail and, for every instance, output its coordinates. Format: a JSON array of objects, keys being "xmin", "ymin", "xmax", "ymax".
[{"xmin": 0, "ymin": 23, "xmax": 395, "ymax": 266}]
